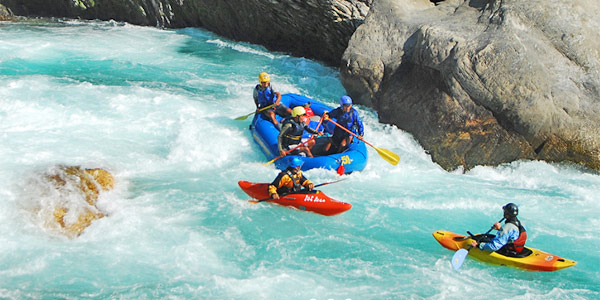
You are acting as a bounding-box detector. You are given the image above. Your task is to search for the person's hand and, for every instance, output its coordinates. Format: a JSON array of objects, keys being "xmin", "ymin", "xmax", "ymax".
[
  {"xmin": 493, "ymin": 222, "xmax": 502, "ymax": 230},
  {"xmin": 271, "ymin": 193, "xmax": 279, "ymax": 200},
  {"xmin": 323, "ymin": 111, "xmax": 329, "ymax": 120},
  {"xmin": 280, "ymin": 150, "xmax": 287, "ymax": 157},
  {"xmin": 471, "ymin": 240, "xmax": 478, "ymax": 248},
  {"xmin": 307, "ymin": 183, "xmax": 314, "ymax": 191}
]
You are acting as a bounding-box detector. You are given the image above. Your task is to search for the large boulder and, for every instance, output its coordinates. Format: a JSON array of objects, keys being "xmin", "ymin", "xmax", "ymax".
[
  {"xmin": 341, "ymin": 0, "xmax": 600, "ymax": 171},
  {"xmin": 0, "ymin": 0, "xmax": 371, "ymax": 66}
]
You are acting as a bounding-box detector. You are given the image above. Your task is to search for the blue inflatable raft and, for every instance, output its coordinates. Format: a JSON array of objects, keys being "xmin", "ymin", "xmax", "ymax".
[{"xmin": 250, "ymin": 93, "xmax": 368, "ymax": 174}]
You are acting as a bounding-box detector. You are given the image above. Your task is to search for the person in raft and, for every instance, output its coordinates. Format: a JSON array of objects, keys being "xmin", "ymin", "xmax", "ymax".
[
  {"xmin": 471, "ymin": 203, "xmax": 528, "ymax": 256},
  {"xmin": 268, "ymin": 157, "xmax": 314, "ymax": 200},
  {"xmin": 278, "ymin": 106, "xmax": 322, "ymax": 158},
  {"xmin": 323, "ymin": 95, "xmax": 364, "ymax": 154},
  {"xmin": 253, "ymin": 72, "xmax": 291, "ymax": 129}
]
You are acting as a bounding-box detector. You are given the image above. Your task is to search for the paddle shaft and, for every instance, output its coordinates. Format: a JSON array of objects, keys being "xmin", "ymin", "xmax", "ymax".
[
  {"xmin": 326, "ymin": 117, "xmax": 400, "ymax": 165},
  {"xmin": 264, "ymin": 136, "xmax": 314, "ymax": 166},
  {"xmin": 325, "ymin": 118, "xmax": 372, "ymax": 147},
  {"xmin": 235, "ymin": 103, "xmax": 275, "ymax": 120},
  {"xmin": 476, "ymin": 217, "xmax": 506, "ymax": 240},
  {"xmin": 253, "ymin": 179, "xmax": 346, "ymax": 203}
]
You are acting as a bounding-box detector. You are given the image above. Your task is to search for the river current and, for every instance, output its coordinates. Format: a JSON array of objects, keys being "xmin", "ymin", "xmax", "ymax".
[{"xmin": 0, "ymin": 20, "xmax": 598, "ymax": 299}]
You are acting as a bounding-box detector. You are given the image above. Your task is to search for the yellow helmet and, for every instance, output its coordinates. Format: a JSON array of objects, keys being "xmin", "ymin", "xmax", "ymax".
[
  {"xmin": 292, "ymin": 106, "xmax": 306, "ymax": 117},
  {"xmin": 258, "ymin": 72, "xmax": 270, "ymax": 83}
]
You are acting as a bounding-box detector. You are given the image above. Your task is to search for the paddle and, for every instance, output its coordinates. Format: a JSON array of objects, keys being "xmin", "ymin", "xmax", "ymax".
[
  {"xmin": 249, "ymin": 179, "xmax": 347, "ymax": 203},
  {"xmin": 264, "ymin": 114, "xmax": 325, "ymax": 166},
  {"xmin": 264, "ymin": 137, "xmax": 315, "ymax": 166},
  {"xmin": 234, "ymin": 104, "xmax": 275, "ymax": 120},
  {"xmin": 325, "ymin": 117, "xmax": 400, "ymax": 166},
  {"xmin": 451, "ymin": 217, "xmax": 505, "ymax": 271}
]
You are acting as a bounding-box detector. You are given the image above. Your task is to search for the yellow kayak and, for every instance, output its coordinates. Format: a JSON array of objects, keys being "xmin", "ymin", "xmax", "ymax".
[{"xmin": 433, "ymin": 230, "xmax": 577, "ymax": 271}]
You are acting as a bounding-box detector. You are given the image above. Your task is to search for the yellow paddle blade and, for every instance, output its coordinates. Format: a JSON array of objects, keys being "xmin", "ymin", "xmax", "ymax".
[
  {"xmin": 375, "ymin": 146, "xmax": 400, "ymax": 165},
  {"xmin": 234, "ymin": 112, "xmax": 252, "ymax": 120},
  {"xmin": 264, "ymin": 158, "xmax": 278, "ymax": 166}
]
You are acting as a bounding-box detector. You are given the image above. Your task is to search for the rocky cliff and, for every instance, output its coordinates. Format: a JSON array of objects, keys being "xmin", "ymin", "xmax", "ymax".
[{"xmin": 342, "ymin": 0, "xmax": 600, "ymax": 171}]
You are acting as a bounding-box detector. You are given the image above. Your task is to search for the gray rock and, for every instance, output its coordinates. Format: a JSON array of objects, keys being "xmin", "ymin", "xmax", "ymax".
[{"xmin": 341, "ymin": 0, "xmax": 600, "ymax": 171}]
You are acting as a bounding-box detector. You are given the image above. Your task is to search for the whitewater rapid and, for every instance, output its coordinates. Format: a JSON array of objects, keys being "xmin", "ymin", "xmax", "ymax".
[{"xmin": 0, "ymin": 19, "xmax": 598, "ymax": 299}]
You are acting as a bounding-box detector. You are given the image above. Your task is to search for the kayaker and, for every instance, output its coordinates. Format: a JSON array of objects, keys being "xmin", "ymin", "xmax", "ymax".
[
  {"xmin": 268, "ymin": 157, "xmax": 314, "ymax": 200},
  {"xmin": 323, "ymin": 95, "xmax": 364, "ymax": 154},
  {"xmin": 278, "ymin": 106, "xmax": 322, "ymax": 158},
  {"xmin": 471, "ymin": 203, "xmax": 528, "ymax": 256},
  {"xmin": 253, "ymin": 72, "xmax": 292, "ymax": 129}
]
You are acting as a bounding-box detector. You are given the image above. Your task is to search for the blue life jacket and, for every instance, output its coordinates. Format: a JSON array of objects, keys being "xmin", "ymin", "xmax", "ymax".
[
  {"xmin": 255, "ymin": 85, "xmax": 276, "ymax": 108},
  {"xmin": 329, "ymin": 107, "xmax": 364, "ymax": 136}
]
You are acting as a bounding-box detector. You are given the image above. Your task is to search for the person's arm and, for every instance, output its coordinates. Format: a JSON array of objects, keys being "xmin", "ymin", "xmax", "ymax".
[
  {"xmin": 304, "ymin": 125, "xmax": 321, "ymax": 135},
  {"xmin": 354, "ymin": 110, "xmax": 365, "ymax": 137},
  {"xmin": 479, "ymin": 224, "xmax": 519, "ymax": 252},
  {"xmin": 274, "ymin": 90, "xmax": 281, "ymax": 105},
  {"xmin": 298, "ymin": 172, "xmax": 314, "ymax": 190},
  {"xmin": 269, "ymin": 172, "xmax": 287, "ymax": 199},
  {"xmin": 277, "ymin": 123, "xmax": 292, "ymax": 154},
  {"xmin": 253, "ymin": 86, "xmax": 259, "ymax": 108}
]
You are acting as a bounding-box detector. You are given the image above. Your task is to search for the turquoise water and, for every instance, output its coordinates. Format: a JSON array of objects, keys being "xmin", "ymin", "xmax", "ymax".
[{"xmin": 0, "ymin": 20, "xmax": 598, "ymax": 299}]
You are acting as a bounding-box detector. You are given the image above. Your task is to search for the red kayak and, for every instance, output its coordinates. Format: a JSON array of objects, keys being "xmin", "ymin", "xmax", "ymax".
[{"xmin": 238, "ymin": 180, "xmax": 352, "ymax": 216}]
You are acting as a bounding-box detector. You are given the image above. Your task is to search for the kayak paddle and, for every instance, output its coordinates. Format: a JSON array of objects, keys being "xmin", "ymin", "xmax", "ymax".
[
  {"xmin": 235, "ymin": 103, "xmax": 275, "ymax": 120},
  {"xmin": 248, "ymin": 179, "xmax": 347, "ymax": 203},
  {"xmin": 451, "ymin": 217, "xmax": 505, "ymax": 271},
  {"xmin": 326, "ymin": 118, "xmax": 400, "ymax": 166}
]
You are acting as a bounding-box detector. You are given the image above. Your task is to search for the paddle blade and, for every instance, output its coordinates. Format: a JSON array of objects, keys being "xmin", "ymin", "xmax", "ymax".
[
  {"xmin": 234, "ymin": 113, "xmax": 251, "ymax": 121},
  {"xmin": 451, "ymin": 249, "xmax": 469, "ymax": 271},
  {"xmin": 375, "ymin": 147, "xmax": 400, "ymax": 166},
  {"xmin": 336, "ymin": 163, "xmax": 345, "ymax": 176}
]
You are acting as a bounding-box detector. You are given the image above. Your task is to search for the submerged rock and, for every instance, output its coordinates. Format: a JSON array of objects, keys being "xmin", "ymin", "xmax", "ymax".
[
  {"xmin": 341, "ymin": 0, "xmax": 600, "ymax": 171},
  {"xmin": 26, "ymin": 166, "xmax": 115, "ymax": 238}
]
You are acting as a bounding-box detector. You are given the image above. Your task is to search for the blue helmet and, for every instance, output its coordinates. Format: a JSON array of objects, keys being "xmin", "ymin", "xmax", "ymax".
[
  {"xmin": 340, "ymin": 95, "xmax": 353, "ymax": 105},
  {"xmin": 290, "ymin": 157, "xmax": 303, "ymax": 168}
]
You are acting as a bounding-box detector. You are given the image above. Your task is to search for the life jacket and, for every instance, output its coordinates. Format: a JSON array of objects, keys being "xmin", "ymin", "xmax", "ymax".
[
  {"xmin": 255, "ymin": 85, "xmax": 275, "ymax": 108},
  {"xmin": 304, "ymin": 106, "xmax": 315, "ymax": 117},
  {"xmin": 505, "ymin": 219, "xmax": 527, "ymax": 253},
  {"xmin": 281, "ymin": 117, "xmax": 306, "ymax": 146},
  {"xmin": 276, "ymin": 169, "xmax": 303, "ymax": 194}
]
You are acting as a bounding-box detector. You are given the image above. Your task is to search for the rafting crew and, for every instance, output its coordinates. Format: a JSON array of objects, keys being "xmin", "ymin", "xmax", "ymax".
[
  {"xmin": 471, "ymin": 203, "xmax": 528, "ymax": 256},
  {"xmin": 253, "ymin": 72, "xmax": 292, "ymax": 129},
  {"xmin": 268, "ymin": 157, "xmax": 314, "ymax": 200},
  {"xmin": 278, "ymin": 106, "xmax": 322, "ymax": 158},
  {"xmin": 323, "ymin": 95, "xmax": 364, "ymax": 154}
]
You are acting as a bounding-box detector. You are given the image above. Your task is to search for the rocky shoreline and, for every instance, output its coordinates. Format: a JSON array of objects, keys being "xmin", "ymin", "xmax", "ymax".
[{"xmin": 1, "ymin": 0, "xmax": 598, "ymax": 171}]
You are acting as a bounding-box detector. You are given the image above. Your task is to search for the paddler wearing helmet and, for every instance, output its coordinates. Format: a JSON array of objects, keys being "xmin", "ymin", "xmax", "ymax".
[
  {"xmin": 268, "ymin": 157, "xmax": 314, "ymax": 200},
  {"xmin": 323, "ymin": 95, "xmax": 364, "ymax": 154},
  {"xmin": 278, "ymin": 106, "xmax": 322, "ymax": 158},
  {"xmin": 253, "ymin": 72, "xmax": 292, "ymax": 129},
  {"xmin": 471, "ymin": 203, "xmax": 528, "ymax": 256}
]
